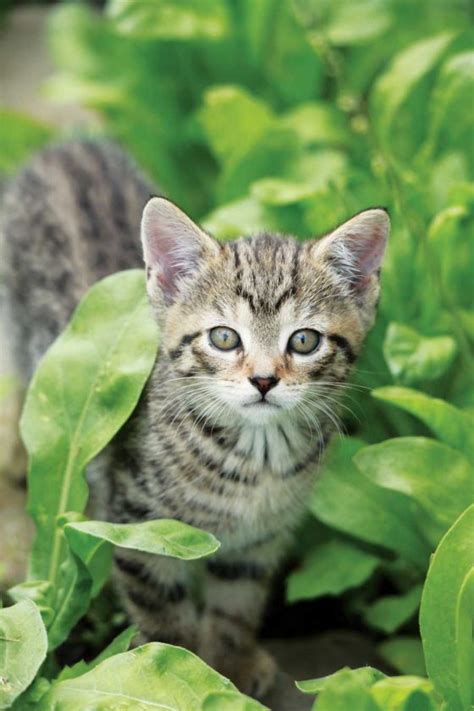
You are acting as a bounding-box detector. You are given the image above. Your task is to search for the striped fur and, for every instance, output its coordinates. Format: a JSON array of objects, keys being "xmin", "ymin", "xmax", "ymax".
[{"xmin": 1, "ymin": 140, "xmax": 388, "ymax": 698}]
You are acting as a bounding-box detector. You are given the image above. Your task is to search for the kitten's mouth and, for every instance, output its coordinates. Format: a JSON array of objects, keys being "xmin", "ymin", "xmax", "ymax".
[{"xmin": 245, "ymin": 399, "xmax": 280, "ymax": 409}]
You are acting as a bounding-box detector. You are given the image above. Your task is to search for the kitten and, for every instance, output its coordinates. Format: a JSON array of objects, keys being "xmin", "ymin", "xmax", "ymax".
[{"xmin": 1, "ymin": 139, "xmax": 389, "ymax": 698}]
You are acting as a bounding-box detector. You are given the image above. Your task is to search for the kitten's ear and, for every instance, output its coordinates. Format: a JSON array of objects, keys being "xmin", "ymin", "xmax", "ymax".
[
  {"xmin": 311, "ymin": 208, "xmax": 390, "ymax": 295},
  {"xmin": 141, "ymin": 197, "xmax": 220, "ymax": 303}
]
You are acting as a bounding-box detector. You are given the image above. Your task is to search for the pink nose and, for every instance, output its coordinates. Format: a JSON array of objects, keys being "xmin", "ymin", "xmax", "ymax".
[{"xmin": 249, "ymin": 375, "xmax": 279, "ymax": 396}]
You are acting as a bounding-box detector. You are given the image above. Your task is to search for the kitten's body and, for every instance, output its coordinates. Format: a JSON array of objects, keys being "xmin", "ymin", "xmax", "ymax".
[{"xmin": 1, "ymin": 140, "xmax": 388, "ymax": 697}]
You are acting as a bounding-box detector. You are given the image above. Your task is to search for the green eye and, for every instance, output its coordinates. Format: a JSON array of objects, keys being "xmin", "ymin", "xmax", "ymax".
[
  {"xmin": 288, "ymin": 329, "xmax": 321, "ymax": 355},
  {"xmin": 209, "ymin": 326, "xmax": 241, "ymax": 351}
]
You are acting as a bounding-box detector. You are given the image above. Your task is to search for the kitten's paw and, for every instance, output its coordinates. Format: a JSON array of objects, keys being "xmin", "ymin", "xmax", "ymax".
[
  {"xmin": 200, "ymin": 643, "xmax": 278, "ymax": 699},
  {"xmin": 237, "ymin": 646, "xmax": 278, "ymax": 699}
]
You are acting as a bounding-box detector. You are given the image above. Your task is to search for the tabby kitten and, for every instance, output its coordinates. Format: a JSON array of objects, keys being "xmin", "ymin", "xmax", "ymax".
[{"xmin": 1, "ymin": 140, "xmax": 389, "ymax": 698}]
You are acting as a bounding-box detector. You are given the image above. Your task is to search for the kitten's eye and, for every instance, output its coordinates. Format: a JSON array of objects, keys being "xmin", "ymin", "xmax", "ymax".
[
  {"xmin": 288, "ymin": 329, "xmax": 321, "ymax": 355},
  {"xmin": 209, "ymin": 326, "xmax": 241, "ymax": 351}
]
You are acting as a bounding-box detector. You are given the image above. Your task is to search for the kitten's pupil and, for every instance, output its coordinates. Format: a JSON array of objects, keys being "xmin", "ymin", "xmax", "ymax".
[
  {"xmin": 289, "ymin": 329, "xmax": 321, "ymax": 354},
  {"xmin": 210, "ymin": 326, "xmax": 241, "ymax": 351}
]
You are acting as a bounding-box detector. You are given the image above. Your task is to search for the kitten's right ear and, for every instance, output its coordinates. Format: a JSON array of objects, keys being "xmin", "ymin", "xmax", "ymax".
[{"xmin": 141, "ymin": 197, "xmax": 220, "ymax": 304}]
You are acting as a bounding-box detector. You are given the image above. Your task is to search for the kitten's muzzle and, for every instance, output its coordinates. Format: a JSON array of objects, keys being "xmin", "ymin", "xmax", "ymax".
[{"xmin": 249, "ymin": 375, "xmax": 280, "ymax": 397}]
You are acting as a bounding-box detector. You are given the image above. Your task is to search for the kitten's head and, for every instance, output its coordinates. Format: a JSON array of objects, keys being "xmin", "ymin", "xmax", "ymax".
[{"xmin": 142, "ymin": 198, "xmax": 389, "ymax": 425}]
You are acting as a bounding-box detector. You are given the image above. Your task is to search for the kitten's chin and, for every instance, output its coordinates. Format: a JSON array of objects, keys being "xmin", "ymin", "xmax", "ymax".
[{"xmin": 239, "ymin": 401, "xmax": 282, "ymax": 424}]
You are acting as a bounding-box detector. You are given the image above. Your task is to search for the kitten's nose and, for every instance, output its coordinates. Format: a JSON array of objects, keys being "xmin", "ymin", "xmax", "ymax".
[{"xmin": 249, "ymin": 375, "xmax": 280, "ymax": 397}]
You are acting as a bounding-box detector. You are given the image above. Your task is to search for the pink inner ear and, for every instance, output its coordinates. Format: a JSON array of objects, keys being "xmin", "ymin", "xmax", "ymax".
[
  {"xmin": 141, "ymin": 197, "xmax": 207, "ymax": 301},
  {"xmin": 346, "ymin": 226, "xmax": 386, "ymax": 277},
  {"xmin": 326, "ymin": 209, "xmax": 389, "ymax": 288}
]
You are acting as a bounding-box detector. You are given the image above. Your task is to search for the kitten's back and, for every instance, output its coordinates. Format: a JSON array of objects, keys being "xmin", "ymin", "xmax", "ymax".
[{"xmin": 1, "ymin": 139, "xmax": 156, "ymax": 378}]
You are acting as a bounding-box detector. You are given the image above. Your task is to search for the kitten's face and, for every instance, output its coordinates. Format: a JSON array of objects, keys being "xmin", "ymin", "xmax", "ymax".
[{"xmin": 142, "ymin": 199, "xmax": 389, "ymax": 426}]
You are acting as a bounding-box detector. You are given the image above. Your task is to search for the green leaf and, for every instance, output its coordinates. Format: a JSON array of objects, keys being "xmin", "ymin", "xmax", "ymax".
[
  {"xmin": 372, "ymin": 32, "xmax": 455, "ymax": 144},
  {"xmin": 0, "ymin": 600, "xmax": 47, "ymax": 708},
  {"xmin": 286, "ymin": 538, "xmax": 379, "ymax": 603},
  {"xmin": 310, "ymin": 439, "xmax": 431, "ymax": 567},
  {"xmin": 324, "ymin": 1, "xmax": 392, "ymax": 46},
  {"xmin": 383, "ymin": 323, "xmax": 457, "ymax": 385},
  {"xmin": 0, "ymin": 111, "xmax": 53, "ymax": 175},
  {"xmin": 202, "ymin": 691, "xmax": 268, "ymax": 710},
  {"xmin": 42, "ymin": 642, "xmax": 246, "ymax": 709},
  {"xmin": 354, "ymin": 438, "xmax": 474, "ymax": 546},
  {"xmin": 363, "ymin": 585, "xmax": 423, "ymax": 634},
  {"xmin": 217, "ymin": 126, "xmax": 300, "ymax": 203},
  {"xmin": 107, "ymin": 0, "xmax": 229, "ymax": 40},
  {"xmin": 7, "ymin": 580, "xmax": 55, "ymax": 628},
  {"xmin": 203, "ymin": 196, "xmax": 277, "ymax": 240},
  {"xmin": 56, "ymin": 626, "xmax": 138, "ymax": 681},
  {"xmin": 420, "ymin": 505, "xmax": 474, "ymax": 711},
  {"xmin": 426, "ymin": 51, "xmax": 474, "ymax": 157},
  {"xmin": 377, "ymin": 638, "xmax": 427, "ymax": 677},
  {"xmin": 64, "ymin": 518, "xmax": 220, "ymax": 563},
  {"xmin": 251, "ymin": 149, "xmax": 347, "ymax": 206},
  {"xmin": 198, "ymin": 86, "xmax": 273, "ymax": 167},
  {"xmin": 21, "ymin": 270, "xmax": 159, "ymax": 585},
  {"xmin": 372, "ymin": 387, "xmax": 474, "ymax": 464},
  {"xmin": 280, "ymin": 102, "xmax": 349, "ymax": 147},
  {"xmin": 296, "ymin": 666, "xmax": 385, "ymax": 694},
  {"xmin": 303, "ymin": 667, "xmax": 381, "ymax": 710},
  {"xmin": 371, "ymin": 676, "xmax": 438, "ymax": 711},
  {"xmin": 46, "ymin": 545, "xmax": 92, "ymax": 651}
]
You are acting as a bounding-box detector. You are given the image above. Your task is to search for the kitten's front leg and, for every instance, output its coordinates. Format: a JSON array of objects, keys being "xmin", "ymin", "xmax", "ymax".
[
  {"xmin": 114, "ymin": 549, "xmax": 199, "ymax": 650},
  {"xmin": 199, "ymin": 539, "xmax": 284, "ymax": 698}
]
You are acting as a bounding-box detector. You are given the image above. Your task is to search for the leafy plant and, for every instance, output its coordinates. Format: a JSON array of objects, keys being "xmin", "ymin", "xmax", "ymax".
[
  {"xmin": 0, "ymin": 0, "xmax": 473, "ymax": 707},
  {"xmin": 1, "ymin": 271, "xmax": 261, "ymax": 709},
  {"xmin": 296, "ymin": 506, "xmax": 474, "ymax": 710}
]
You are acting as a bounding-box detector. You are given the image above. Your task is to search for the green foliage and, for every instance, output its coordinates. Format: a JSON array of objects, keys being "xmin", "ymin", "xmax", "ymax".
[
  {"xmin": 41, "ymin": 644, "xmax": 252, "ymax": 710},
  {"xmin": 287, "ymin": 538, "xmax": 379, "ymax": 603},
  {"xmin": 0, "ymin": 111, "xmax": 52, "ymax": 175},
  {"xmin": 420, "ymin": 505, "xmax": 474, "ymax": 711},
  {"xmin": 0, "ymin": 600, "xmax": 47, "ymax": 708},
  {"xmin": 0, "ymin": 0, "xmax": 472, "ymax": 707},
  {"xmin": 64, "ymin": 518, "xmax": 220, "ymax": 568},
  {"xmin": 1, "ymin": 272, "xmax": 256, "ymax": 709},
  {"xmin": 362, "ymin": 585, "xmax": 423, "ymax": 635}
]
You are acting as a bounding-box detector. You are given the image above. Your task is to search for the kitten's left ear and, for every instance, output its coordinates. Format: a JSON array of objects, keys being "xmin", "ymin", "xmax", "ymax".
[
  {"xmin": 141, "ymin": 197, "xmax": 220, "ymax": 304},
  {"xmin": 311, "ymin": 208, "xmax": 390, "ymax": 296}
]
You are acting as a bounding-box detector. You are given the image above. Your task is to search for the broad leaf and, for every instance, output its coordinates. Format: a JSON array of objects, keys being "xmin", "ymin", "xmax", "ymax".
[
  {"xmin": 377, "ymin": 638, "xmax": 427, "ymax": 677},
  {"xmin": 354, "ymin": 438, "xmax": 474, "ymax": 546},
  {"xmin": 198, "ymin": 86, "xmax": 273, "ymax": 167},
  {"xmin": 383, "ymin": 323, "xmax": 457, "ymax": 385},
  {"xmin": 302, "ymin": 667, "xmax": 380, "ymax": 710},
  {"xmin": 420, "ymin": 505, "xmax": 474, "ymax": 711},
  {"xmin": 42, "ymin": 643, "xmax": 250, "ymax": 709},
  {"xmin": 310, "ymin": 439, "xmax": 431, "ymax": 567},
  {"xmin": 372, "ymin": 32, "xmax": 455, "ymax": 143},
  {"xmin": 0, "ymin": 600, "xmax": 47, "ymax": 708},
  {"xmin": 363, "ymin": 585, "xmax": 423, "ymax": 634},
  {"xmin": 280, "ymin": 102, "xmax": 348, "ymax": 147},
  {"xmin": 0, "ymin": 111, "xmax": 53, "ymax": 175},
  {"xmin": 202, "ymin": 691, "xmax": 268, "ymax": 710},
  {"xmin": 21, "ymin": 270, "xmax": 158, "ymax": 586},
  {"xmin": 296, "ymin": 666, "xmax": 385, "ymax": 694},
  {"xmin": 45, "ymin": 547, "xmax": 92, "ymax": 651},
  {"xmin": 107, "ymin": 0, "xmax": 230, "ymax": 40},
  {"xmin": 287, "ymin": 538, "xmax": 379, "ymax": 603},
  {"xmin": 56, "ymin": 626, "xmax": 138, "ymax": 681},
  {"xmin": 7, "ymin": 580, "xmax": 54, "ymax": 627},
  {"xmin": 371, "ymin": 676, "xmax": 437, "ymax": 711},
  {"xmin": 64, "ymin": 518, "xmax": 220, "ymax": 563},
  {"xmin": 372, "ymin": 387, "xmax": 474, "ymax": 464}
]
